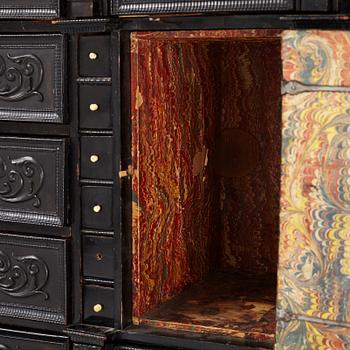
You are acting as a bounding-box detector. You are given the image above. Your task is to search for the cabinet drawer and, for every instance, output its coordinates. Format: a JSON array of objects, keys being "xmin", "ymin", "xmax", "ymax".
[
  {"xmin": 0, "ymin": 1, "xmax": 60, "ymax": 19},
  {"xmin": 79, "ymin": 85, "xmax": 112, "ymax": 130},
  {"xmin": 81, "ymin": 136, "xmax": 113, "ymax": 180},
  {"xmin": 82, "ymin": 186, "xmax": 113, "ymax": 230},
  {"xmin": 79, "ymin": 36, "xmax": 110, "ymax": 77},
  {"xmin": 0, "ymin": 233, "xmax": 68, "ymax": 326},
  {"xmin": 83, "ymin": 235, "xmax": 114, "ymax": 280},
  {"xmin": 84, "ymin": 284, "xmax": 114, "ymax": 326},
  {"xmin": 0, "ymin": 35, "xmax": 65, "ymax": 123},
  {"xmin": 0, "ymin": 137, "xmax": 67, "ymax": 227}
]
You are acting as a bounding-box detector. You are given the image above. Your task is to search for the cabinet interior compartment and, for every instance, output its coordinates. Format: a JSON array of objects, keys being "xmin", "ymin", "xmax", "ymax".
[{"xmin": 131, "ymin": 29, "xmax": 282, "ymax": 344}]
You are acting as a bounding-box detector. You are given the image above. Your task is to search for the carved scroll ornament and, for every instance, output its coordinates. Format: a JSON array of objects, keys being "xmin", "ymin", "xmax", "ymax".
[
  {"xmin": 0, "ymin": 53, "xmax": 44, "ymax": 102},
  {"xmin": 0, "ymin": 251, "xmax": 49, "ymax": 299},
  {"xmin": 0, "ymin": 155, "xmax": 44, "ymax": 208}
]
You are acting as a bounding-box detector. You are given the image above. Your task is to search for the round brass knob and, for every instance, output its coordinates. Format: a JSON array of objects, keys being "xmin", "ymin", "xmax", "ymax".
[
  {"xmin": 89, "ymin": 52, "xmax": 98, "ymax": 60},
  {"xmin": 93, "ymin": 204, "xmax": 102, "ymax": 213},
  {"xmin": 93, "ymin": 303, "xmax": 103, "ymax": 313},
  {"xmin": 90, "ymin": 154, "xmax": 99, "ymax": 163},
  {"xmin": 89, "ymin": 103, "xmax": 99, "ymax": 112},
  {"xmin": 96, "ymin": 253, "xmax": 103, "ymax": 261}
]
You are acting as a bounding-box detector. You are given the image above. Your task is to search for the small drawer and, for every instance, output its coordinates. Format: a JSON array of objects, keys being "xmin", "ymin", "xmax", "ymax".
[
  {"xmin": 81, "ymin": 136, "xmax": 113, "ymax": 180},
  {"xmin": 0, "ymin": 233, "xmax": 68, "ymax": 327},
  {"xmin": 82, "ymin": 186, "xmax": 113, "ymax": 230},
  {"xmin": 84, "ymin": 285, "xmax": 114, "ymax": 326},
  {"xmin": 0, "ymin": 137, "xmax": 67, "ymax": 227},
  {"xmin": 79, "ymin": 36, "xmax": 110, "ymax": 77},
  {"xmin": 0, "ymin": 329, "xmax": 68, "ymax": 349},
  {"xmin": 79, "ymin": 85, "xmax": 112, "ymax": 130},
  {"xmin": 0, "ymin": 35, "xmax": 65, "ymax": 123},
  {"xmin": 83, "ymin": 235, "xmax": 114, "ymax": 280}
]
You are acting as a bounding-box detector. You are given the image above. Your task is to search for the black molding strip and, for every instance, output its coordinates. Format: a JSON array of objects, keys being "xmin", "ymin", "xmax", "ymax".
[{"xmin": 112, "ymin": 0, "xmax": 294, "ymax": 15}]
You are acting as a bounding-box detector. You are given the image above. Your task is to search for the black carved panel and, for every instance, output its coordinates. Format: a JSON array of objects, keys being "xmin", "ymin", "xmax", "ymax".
[
  {"xmin": 0, "ymin": 233, "xmax": 67, "ymax": 326},
  {"xmin": 112, "ymin": 0, "xmax": 294, "ymax": 15},
  {"xmin": 0, "ymin": 0, "xmax": 60, "ymax": 19},
  {"xmin": 0, "ymin": 137, "xmax": 67, "ymax": 227},
  {"xmin": 0, "ymin": 35, "xmax": 65, "ymax": 123}
]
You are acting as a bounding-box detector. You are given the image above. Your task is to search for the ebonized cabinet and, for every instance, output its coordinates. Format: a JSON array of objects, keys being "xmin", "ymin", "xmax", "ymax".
[{"xmin": 0, "ymin": 1, "xmax": 349, "ymax": 350}]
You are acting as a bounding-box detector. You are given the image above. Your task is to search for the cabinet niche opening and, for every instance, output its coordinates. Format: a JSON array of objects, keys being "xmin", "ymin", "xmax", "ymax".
[{"xmin": 131, "ymin": 29, "xmax": 282, "ymax": 345}]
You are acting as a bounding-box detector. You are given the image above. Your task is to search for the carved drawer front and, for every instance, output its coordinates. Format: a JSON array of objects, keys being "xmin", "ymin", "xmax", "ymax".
[
  {"xmin": 0, "ymin": 35, "xmax": 65, "ymax": 123},
  {"xmin": 79, "ymin": 85, "xmax": 112, "ymax": 130},
  {"xmin": 0, "ymin": 0, "xmax": 60, "ymax": 19},
  {"xmin": 81, "ymin": 136, "xmax": 113, "ymax": 180},
  {"xmin": 0, "ymin": 137, "xmax": 67, "ymax": 227},
  {"xmin": 79, "ymin": 36, "xmax": 111, "ymax": 77},
  {"xmin": 83, "ymin": 235, "xmax": 114, "ymax": 280},
  {"xmin": 82, "ymin": 186, "xmax": 113, "ymax": 230},
  {"xmin": 0, "ymin": 329, "xmax": 68, "ymax": 349},
  {"xmin": 84, "ymin": 284, "xmax": 114, "ymax": 326},
  {"xmin": 0, "ymin": 233, "xmax": 68, "ymax": 326}
]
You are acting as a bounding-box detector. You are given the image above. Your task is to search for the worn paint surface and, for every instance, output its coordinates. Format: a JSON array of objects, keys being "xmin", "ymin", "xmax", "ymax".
[{"xmin": 277, "ymin": 30, "xmax": 350, "ymax": 349}]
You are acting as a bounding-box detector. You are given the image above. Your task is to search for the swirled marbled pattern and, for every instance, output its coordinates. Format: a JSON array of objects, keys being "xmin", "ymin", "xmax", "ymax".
[
  {"xmin": 276, "ymin": 320, "xmax": 350, "ymax": 350},
  {"xmin": 283, "ymin": 31, "xmax": 350, "ymax": 86},
  {"xmin": 277, "ymin": 91, "xmax": 350, "ymax": 348}
]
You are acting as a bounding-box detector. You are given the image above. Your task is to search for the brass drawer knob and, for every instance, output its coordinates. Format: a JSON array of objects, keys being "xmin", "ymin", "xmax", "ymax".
[
  {"xmin": 90, "ymin": 154, "xmax": 99, "ymax": 163},
  {"xmin": 96, "ymin": 253, "xmax": 103, "ymax": 261},
  {"xmin": 89, "ymin": 103, "xmax": 99, "ymax": 112},
  {"xmin": 89, "ymin": 52, "xmax": 98, "ymax": 60},
  {"xmin": 93, "ymin": 303, "xmax": 103, "ymax": 313},
  {"xmin": 93, "ymin": 204, "xmax": 102, "ymax": 213}
]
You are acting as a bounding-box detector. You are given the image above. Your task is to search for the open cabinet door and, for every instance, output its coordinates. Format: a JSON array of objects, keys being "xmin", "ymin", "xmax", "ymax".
[{"xmin": 277, "ymin": 30, "xmax": 350, "ymax": 349}]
